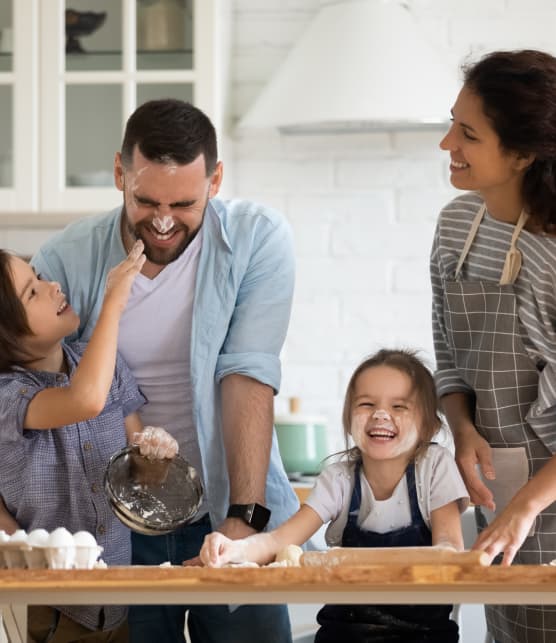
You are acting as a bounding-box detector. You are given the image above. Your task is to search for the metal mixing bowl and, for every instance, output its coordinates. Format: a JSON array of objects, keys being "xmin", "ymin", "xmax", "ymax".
[{"xmin": 104, "ymin": 446, "xmax": 204, "ymax": 535}]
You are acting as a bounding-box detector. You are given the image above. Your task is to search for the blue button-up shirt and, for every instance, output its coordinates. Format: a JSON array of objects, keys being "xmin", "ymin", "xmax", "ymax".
[{"xmin": 32, "ymin": 198, "xmax": 299, "ymax": 530}]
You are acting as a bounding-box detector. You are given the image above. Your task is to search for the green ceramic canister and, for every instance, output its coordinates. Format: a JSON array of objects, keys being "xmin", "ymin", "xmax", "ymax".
[{"xmin": 274, "ymin": 398, "xmax": 328, "ymax": 475}]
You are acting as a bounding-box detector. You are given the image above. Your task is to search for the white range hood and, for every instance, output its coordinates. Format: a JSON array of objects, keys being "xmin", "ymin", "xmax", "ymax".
[{"xmin": 238, "ymin": 0, "xmax": 460, "ymax": 134}]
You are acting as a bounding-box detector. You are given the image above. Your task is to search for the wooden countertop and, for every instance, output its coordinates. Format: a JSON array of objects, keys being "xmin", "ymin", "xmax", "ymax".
[{"xmin": 1, "ymin": 564, "xmax": 556, "ymax": 606}]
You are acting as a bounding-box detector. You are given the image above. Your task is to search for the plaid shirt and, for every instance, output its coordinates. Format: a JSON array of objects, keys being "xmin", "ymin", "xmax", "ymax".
[{"xmin": 0, "ymin": 341, "xmax": 146, "ymax": 630}]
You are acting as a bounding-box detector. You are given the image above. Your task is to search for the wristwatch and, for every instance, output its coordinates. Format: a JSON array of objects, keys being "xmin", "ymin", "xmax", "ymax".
[{"xmin": 227, "ymin": 503, "xmax": 271, "ymax": 531}]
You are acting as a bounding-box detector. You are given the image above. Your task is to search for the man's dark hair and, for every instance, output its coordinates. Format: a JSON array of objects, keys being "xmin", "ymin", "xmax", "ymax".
[{"xmin": 120, "ymin": 99, "xmax": 218, "ymax": 175}]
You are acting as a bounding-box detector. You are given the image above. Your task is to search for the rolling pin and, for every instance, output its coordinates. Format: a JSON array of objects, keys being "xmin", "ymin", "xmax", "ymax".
[{"xmin": 301, "ymin": 547, "xmax": 489, "ymax": 567}]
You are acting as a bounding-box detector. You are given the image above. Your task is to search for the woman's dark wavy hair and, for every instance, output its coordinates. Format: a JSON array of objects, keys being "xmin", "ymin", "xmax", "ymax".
[
  {"xmin": 340, "ymin": 349, "xmax": 442, "ymax": 463},
  {"xmin": 120, "ymin": 99, "xmax": 218, "ymax": 176},
  {"xmin": 0, "ymin": 250, "xmax": 33, "ymax": 371},
  {"xmin": 463, "ymin": 49, "xmax": 556, "ymax": 232}
]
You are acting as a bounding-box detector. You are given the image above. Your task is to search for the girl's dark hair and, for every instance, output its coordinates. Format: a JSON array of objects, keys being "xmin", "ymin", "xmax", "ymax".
[
  {"xmin": 120, "ymin": 99, "xmax": 218, "ymax": 176},
  {"xmin": 0, "ymin": 250, "xmax": 33, "ymax": 371},
  {"xmin": 463, "ymin": 49, "xmax": 556, "ymax": 232},
  {"xmin": 341, "ymin": 349, "xmax": 442, "ymax": 462}
]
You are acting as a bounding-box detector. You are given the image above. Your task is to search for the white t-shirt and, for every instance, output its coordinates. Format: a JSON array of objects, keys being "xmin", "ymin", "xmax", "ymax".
[
  {"xmin": 118, "ymin": 232, "xmax": 206, "ymax": 512},
  {"xmin": 305, "ymin": 444, "xmax": 469, "ymax": 547}
]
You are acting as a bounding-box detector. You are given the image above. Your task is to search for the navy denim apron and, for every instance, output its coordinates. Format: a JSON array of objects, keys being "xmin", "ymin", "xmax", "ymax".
[{"xmin": 315, "ymin": 461, "xmax": 459, "ymax": 643}]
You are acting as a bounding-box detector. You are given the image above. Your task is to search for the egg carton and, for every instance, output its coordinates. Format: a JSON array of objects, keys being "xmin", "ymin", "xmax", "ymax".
[{"xmin": 0, "ymin": 527, "xmax": 103, "ymax": 569}]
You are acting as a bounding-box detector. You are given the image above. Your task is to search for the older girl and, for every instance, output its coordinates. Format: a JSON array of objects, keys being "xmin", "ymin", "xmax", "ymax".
[{"xmin": 201, "ymin": 349, "xmax": 468, "ymax": 643}]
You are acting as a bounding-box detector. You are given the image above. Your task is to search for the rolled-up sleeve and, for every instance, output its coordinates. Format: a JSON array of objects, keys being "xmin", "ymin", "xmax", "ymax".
[
  {"xmin": 113, "ymin": 351, "xmax": 147, "ymax": 416},
  {"xmin": 0, "ymin": 378, "xmax": 44, "ymax": 439},
  {"xmin": 215, "ymin": 214, "xmax": 295, "ymax": 393},
  {"xmin": 430, "ymin": 221, "xmax": 473, "ymax": 398}
]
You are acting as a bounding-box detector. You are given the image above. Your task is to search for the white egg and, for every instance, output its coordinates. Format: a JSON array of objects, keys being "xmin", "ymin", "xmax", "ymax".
[
  {"xmin": 45, "ymin": 528, "xmax": 76, "ymax": 569},
  {"xmin": 27, "ymin": 529, "xmax": 49, "ymax": 547},
  {"xmin": 9, "ymin": 529, "xmax": 28, "ymax": 544},
  {"xmin": 4, "ymin": 530, "xmax": 28, "ymax": 569},
  {"xmin": 48, "ymin": 527, "xmax": 74, "ymax": 547},
  {"xmin": 23, "ymin": 530, "xmax": 50, "ymax": 569},
  {"xmin": 73, "ymin": 531, "xmax": 97, "ymax": 547}
]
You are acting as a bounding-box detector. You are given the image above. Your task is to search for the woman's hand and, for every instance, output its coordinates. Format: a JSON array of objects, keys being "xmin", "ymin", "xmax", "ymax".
[
  {"xmin": 104, "ymin": 240, "xmax": 145, "ymax": 312},
  {"xmin": 200, "ymin": 532, "xmax": 248, "ymax": 568},
  {"xmin": 472, "ymin": 456, "xmax": 556, "ymax": 566},
  {"xmin": 454, "ymin": 424, "xmax": 496, "ymax": 510},
  {"xmin": 472, "ymin": 499, "xmax": 536, "ymax": 566}
]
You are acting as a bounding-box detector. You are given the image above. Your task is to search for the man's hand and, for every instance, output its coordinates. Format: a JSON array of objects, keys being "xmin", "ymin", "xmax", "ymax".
[{"xmin": 183, "ymin": 517, "xmax": 257, "ymax": 566}]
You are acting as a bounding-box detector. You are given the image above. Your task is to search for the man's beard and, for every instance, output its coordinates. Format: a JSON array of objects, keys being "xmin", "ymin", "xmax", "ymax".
[{"xmin": 122, "ymin": 202, "xmax": 206, "ymax": 266}]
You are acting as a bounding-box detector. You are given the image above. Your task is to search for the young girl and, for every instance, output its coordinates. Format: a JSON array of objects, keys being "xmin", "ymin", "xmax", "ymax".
[
  {"xmin": 201, "ymin": 349, "xmax": 469, "ymax": 643},
  {"xmin": 0, "ymin": 240, "xmax": 178, "ymax": 642}
]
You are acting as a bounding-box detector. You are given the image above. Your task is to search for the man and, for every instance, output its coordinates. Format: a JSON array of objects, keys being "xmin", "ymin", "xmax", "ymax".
[{"xmin": 32, "ymin": 99, "xmax": 299, "ymax": 643}]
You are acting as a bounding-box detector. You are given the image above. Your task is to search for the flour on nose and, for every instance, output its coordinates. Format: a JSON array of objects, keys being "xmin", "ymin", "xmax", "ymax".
[{"xmin": 152, "ymin": 216, "xmax": 175, "ymax": 233}]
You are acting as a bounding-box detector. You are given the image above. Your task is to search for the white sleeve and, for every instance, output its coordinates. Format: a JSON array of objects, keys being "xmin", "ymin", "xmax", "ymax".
[
  {"xmin": 304, "ymin": 462, "xmax": 352, "ymax": 524},
  {"xmin": 426, "ymin": 445, "xmax": 470, "ymax": 513}
]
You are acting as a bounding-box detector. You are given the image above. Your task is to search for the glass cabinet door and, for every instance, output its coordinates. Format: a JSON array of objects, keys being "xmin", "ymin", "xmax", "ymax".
[
  {"xmin": 0, "ymin": 0, "xmax": 13, "ymax": 189},
  {"xmin": 40, "ymin": 0, "xmax": 213, "ymax": 213},
  {"xmin": 0, "ymin": 0, "xmax": 37, "ymax": 210},
  {"xmin": 0, "ymin": 0, "xmax": 224, "ymax": 212},
  {"xmin": 136, "ymin": 0, "xmax": 193, "ymax": 71}
]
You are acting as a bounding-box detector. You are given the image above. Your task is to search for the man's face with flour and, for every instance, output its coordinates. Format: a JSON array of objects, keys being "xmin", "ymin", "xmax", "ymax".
[{"xmin": 114, "ymin": 146, "xmax": 222, "ymax": 267}]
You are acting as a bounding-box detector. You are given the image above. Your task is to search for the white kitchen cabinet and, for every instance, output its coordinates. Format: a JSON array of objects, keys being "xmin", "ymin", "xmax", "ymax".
[{"xmin": 0, "ymin": 0, "xmax": 230, "ymax": 213}]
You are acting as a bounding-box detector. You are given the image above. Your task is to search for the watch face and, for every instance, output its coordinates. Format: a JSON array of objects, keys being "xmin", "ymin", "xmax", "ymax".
[
  {"xmin": 228, "ymin": 503, "xmax": 271, "ymax": 531},
  {"xmin": 250, "ymin": 503, "xmax": 271, "ymax": 531}
]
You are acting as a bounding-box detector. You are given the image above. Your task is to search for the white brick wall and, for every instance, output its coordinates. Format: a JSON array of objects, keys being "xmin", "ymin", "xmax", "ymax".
[
  {"xmin": 231, "ymin": 0, "xmax": 556, "ymax": 447},
  {"xmin": 4, "ymin": 0, "xmax": 555, "ymax": 454}
]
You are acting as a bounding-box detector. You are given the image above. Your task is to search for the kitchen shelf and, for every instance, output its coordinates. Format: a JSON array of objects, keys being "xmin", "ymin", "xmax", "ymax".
[{"xmin": 65, "ymin": 49, "xmax": 194, "ymax": 72}]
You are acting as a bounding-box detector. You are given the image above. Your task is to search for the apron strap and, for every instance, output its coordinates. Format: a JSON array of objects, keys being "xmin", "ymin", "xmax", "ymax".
[
  {"xmin": 455, "ymin": 203, "xmax": 529, "ymax": 286},
  {"xmin": 499, "ymin": 209, "xmax": 529, "ymax": 285},
  {"xmin": 455, "ymin": 204, "xmax": 486, "ymax": 279},
  {"xmin": 346, "ymin": 461, "xmax": 363, "ymax": 527}
]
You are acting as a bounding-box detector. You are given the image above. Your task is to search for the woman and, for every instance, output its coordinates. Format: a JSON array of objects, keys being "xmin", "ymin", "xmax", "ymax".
[{"xmin": 431, "ymin": 49, "xmax": 556, "ymax": 643}]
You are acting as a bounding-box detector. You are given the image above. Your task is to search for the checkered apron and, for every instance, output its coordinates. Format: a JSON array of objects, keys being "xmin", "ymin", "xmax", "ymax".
[{"xmin": 443, "ymin": 205, "xmax": 556, "ymax": 643}]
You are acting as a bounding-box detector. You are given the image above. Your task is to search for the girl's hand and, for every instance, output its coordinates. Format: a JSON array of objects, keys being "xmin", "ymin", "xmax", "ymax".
[
  {"xmin": 104, "ymin": 240, "xmax": 145, "ymax": 311},
  {"xmin": 472, "ymin": 500, "xmax": 536, "ymax": 566},
  {"xmin": 454, "ymin": 425, "xmax": 496, "ymax": 510},
  {"xmin": 200, "ymin": 532, "xmax": 248, "ymax": 568},
  {"xmin": 132, "ymin": 426, "xmax": 178, "ymax": 460}
]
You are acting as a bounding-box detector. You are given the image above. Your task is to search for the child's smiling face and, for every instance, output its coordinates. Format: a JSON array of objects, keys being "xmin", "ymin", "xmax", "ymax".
[
  {"xmin": 350, "ymin": 364, "xmax": 422, "ymax": 463},
  {"xmin": 9, "ymin": 256, "xmax": 79, "ymax": 360}
]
